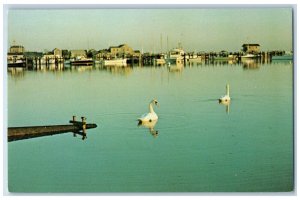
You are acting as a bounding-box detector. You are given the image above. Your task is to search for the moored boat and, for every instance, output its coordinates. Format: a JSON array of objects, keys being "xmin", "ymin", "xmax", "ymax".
[
  {"xmin": 70, "ymin": 56, "xmax": 93, "ymax": 66},
  {"xmin": 241, "ymin": 54, "xmax": 258, "ymax": 59},
  {"xmin": 104, "ymin": 58, "xmax": 127, "ymax": 66},
  {"xmin": 8, "ymin": 59, "xmax": 26, "ymax": 68},
  {"xmin": 214, "ymin": 55, "xmax": 236, "ymax": 61},
  {"xmin": 165, "ymin": 48, "xmax": 185, "ymax": 65},
  {"xmin": 272, "ymin": 54, "xmax": 293, "ymax": 60}
]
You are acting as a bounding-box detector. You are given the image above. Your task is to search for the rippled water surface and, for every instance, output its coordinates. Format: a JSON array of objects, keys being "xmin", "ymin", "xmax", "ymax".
[{"xmin": 8, "ymin": 61, "xmax": 293, "ymax": 192}]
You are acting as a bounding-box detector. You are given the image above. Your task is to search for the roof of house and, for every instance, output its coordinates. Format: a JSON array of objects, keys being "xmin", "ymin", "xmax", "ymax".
[
  {"xmin": 10, "ymin": 45, "xmax": 25, "ymax": 48},
  {"xmin": 109, "ymin": 44, "xmax": 129, "ymax": 49},
  {"xmin": 7, "ymin": 52, "xmax": 24, "ymax": 55},
  {"xmin": 242, "ymin": 44, "xmax": 260, "ymax": 47}
]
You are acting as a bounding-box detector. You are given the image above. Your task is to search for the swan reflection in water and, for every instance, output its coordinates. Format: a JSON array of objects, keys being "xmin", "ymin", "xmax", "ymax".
[
  {"xmin": 138, "ymin": 120, "xmax": 159, "ymax": 138},
  {"xmin": 219, "ymin": 100, "xmax": 230, "ymax": 114}
]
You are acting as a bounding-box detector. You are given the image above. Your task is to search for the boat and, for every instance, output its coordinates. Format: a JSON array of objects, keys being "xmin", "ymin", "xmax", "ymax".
[
  {"xmin": 165, "ymin": 48, "xmax": 185, "ymax": 65},
  {"xmin": 155, "ymin": 58, "xmax": 166, "ymax": 65},
  {"xmin": 7, "ymin": 59, "xmax": 26, "ymax": 68},
  {"xmin": 241, "ymin": 54, "xmax": 258, "ymax": 59},
  {"xmin": 154, "ymin": 54, "xmax": 166, "ymax": 66},
  {"xmin": 7, "ymin": 54, "xmax": 26, "ymax": 68},
  {"xmin": 70, "ymin": 56, "xmax": 93, "ymax": 66},
  {"xmin": 186, "ymin": 57, "xmax": 202, "ymax": 63},
  {"xmin": 104, "ymin": 58, "xmax": 127, "ymax": 66},
  {"xmin": 272, "ymin": 54, "xmax": 293, "ymax": 60},
  {"xmin": 214, "ymin": 55, "xmax": 236, "ymax": 61},
  {"xmin": 185, "ymin": 53, "xmax": 202, "ymax": 63}
]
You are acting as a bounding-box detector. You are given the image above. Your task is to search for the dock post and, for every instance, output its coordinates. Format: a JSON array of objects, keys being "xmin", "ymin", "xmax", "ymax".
[
  {"xmin": 72, "ymin": 115, "xmax": 76, "ymax": 122},
  {"xmin": 38, "ymin": 57, "xmax": 41, "ymax": 69},
  {"xmin": 81, "ymin": 117, "xmax": 87, "ymax": 140}
]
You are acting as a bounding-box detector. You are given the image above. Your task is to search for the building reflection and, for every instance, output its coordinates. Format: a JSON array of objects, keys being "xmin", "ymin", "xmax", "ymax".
[
  {"xmin": 70, "ymin": 65, "xmax": 93, "ymax": 72},
  {"xmin": 8, "ymin": 67, "xmax": 25, "ymax": 78},
  {"xmin": 97, "ymin": 65, "xmax": 133, "ymax": 76}
]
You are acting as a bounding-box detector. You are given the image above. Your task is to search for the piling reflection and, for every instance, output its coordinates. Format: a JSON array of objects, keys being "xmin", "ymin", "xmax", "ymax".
[
  {"xmin": 138, "ymin": 120, "xmax": 159, "ymax": 138},
  {"xmin": 40, "ymin": 63, "xmax": 64, "ymax": 70}
]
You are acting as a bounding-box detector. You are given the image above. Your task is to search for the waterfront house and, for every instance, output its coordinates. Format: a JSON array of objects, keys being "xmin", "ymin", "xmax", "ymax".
[
  {"xmin": 70, "ymin": 50, "xmax": 87, "ymax": 59},
  {"xmin": 7, "ymin": 52, "xmax": 25, "ymax": 66},
  {"xmin": 39, "ymin": 48, "xmax": 63, "ymax": 64},
  {"xmin": 7, "ymin": 45, "xmax": 26, "ymax": 67},
  {"xmin": 41, "ymin": 53, "xmax": 56, "ymax": 64},
  {"xmin": 242, "ymin": 44, "xmax": 260, "ymax": 54},
  {"xmin": 108, "ymin": 44, "xmax": 134, "ymax": 57},
  {"xmin": 9, "ymin": 45, "xmax": 25, "ymax": 54},
  {"xmin": 95, "ymin": 49, "xmax": 112, "ymax": 60},
  {"xmin": 133, "ymin": 50, "xmax": 141, "ymax": 57},
  {"xmin": 53, "ymin": 48, "xmax": 62, "ymax": 58}
]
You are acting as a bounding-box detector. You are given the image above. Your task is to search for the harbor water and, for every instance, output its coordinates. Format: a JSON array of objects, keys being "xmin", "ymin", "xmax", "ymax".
[{"xmin": 7, "ymin": 60, "xmax": 294, "ymax": 192}]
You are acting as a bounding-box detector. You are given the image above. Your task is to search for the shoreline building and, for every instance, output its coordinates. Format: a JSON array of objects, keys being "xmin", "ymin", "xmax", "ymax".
[
  {"xmin": 95, "ymin": 44, "xmax": 141, "ymax": 64},
  {"xmin": 242, "ymin": 44, "xmax": 260, "ymax": 54},
  {"xmin": 109, "ymin": 44, "xmax": 134, "ymax": 58},
  {"xmin": 7, "ymin": 45, "xmax": 26, "ymax": 67},
  {"xmin": 41, "ymin": 48, "xmax": 63, "ymax": 64},
  {"xmin": 70, "ymin": 50, "xmax": 87, "ymax": 59}
]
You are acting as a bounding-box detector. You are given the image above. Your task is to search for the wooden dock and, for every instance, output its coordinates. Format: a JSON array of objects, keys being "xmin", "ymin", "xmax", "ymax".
[{"xmin": 8, "ymin": 116, "xmax": 97, "ymax": 142}]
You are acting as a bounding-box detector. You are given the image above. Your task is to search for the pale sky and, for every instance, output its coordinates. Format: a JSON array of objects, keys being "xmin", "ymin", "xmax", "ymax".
[{"xmin": 7, "ymin": 7, "xmax": 293, "ymax": 53}]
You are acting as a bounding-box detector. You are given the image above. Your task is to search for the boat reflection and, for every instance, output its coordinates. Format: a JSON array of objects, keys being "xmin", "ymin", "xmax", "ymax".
[
  {"xmin": 99, "ymin": 65, "xmax": 133, "ymax": 76},
  {"xmin": 211, "ymin": 59, "xmax": 238, "ymax": 66},
  {"xmin": 8, "ymin": 67, "xmax": 25, "ymax": 77},
  {"xmin": 138, "ymin": 120, "xmax": 159, "ymax": 138},
  {"xmin": 242, "ymin": 59, "xmax": 260, "ymax": 69},
  {"xmin": 168, "ymin": 63, "xmax": 184, "ymax": 73},
  {"xmin": 219, "ymin": 100, "xmax": 230, "ymax": 114},
  {"xmin": 70, "ymin": 65, "xmax": 93, "ymax": 72}
]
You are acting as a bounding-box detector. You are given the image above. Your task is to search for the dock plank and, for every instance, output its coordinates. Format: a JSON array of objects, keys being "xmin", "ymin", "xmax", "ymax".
[{"xmin": 8, "ymin": 123, "xmax": 97, "ymax": 142}]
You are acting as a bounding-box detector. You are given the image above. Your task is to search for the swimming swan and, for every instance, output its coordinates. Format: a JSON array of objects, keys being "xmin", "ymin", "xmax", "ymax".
[
  {"xmin": 219, "ymin": 84, "xmax": 231, "ymax": 103},
  {"xmin": 138, "ymin": 99, "xmax": 159, "ymax": 123}
]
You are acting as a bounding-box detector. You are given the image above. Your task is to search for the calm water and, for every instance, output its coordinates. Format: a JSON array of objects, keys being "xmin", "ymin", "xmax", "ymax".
[{"xmin": 7, "ymin": 61, "xmax": 294, "ymax": 192}]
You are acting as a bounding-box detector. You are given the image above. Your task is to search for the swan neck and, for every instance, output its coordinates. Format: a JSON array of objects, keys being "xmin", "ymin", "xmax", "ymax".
[
  {"xmin": 226, "ymin": 84, "xmax": 230, "ymax": 96},
  {"xmin": 149, "ymin": 102, "xmax": 155, "ymax": 113}
]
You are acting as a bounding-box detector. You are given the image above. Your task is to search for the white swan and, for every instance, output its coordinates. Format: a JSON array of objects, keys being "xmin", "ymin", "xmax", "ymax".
[
  {"xmin": 138, "ymin": 99, "xmax": 159, "ymax": 123},
  {"xmin": 219, "ymin": 84, "xmax": 231, "ymax": 103}
]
